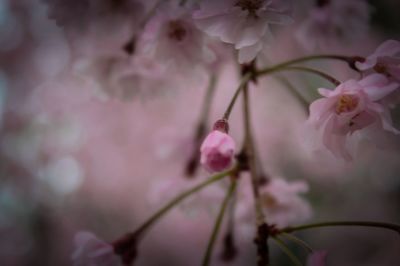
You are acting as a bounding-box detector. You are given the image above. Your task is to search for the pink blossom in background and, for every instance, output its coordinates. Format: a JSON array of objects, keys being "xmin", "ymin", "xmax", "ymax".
[
  {"xmin": 306, "ymin": 74, "xmax": 399, "ymax": 160},
  {"xmin": 200, "ymin": 130, "xmax": 236, "ymax": 173},
  {"xmin": 296, "ymin": 0, "xmax": 371, "ymax": 51},
  {"xmin": 72, "ymin": 231, "xmax": 121, "ymax": 266},
  {"xmin": 193, "ymin": 0, "xmax": 293, "ymax": 63},
  {"xmin": 139, "ymin": 1, "xmax": 215, "ymax": 74},
  {"xmin": 236, "ymin": 177, "xmax": 312, "ymax": 230},
  {"xmin": 44, "ymin": 0, "xmax": 144, "ymax": 57}
]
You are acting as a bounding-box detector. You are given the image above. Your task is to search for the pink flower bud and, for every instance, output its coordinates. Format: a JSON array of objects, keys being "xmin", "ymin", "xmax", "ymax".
[{"xmin": 200, "ymin": 130, "xmax": 235, "ymax": 173}]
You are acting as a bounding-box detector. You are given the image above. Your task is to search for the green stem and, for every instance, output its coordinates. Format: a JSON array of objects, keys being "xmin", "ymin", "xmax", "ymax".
[
  {"xmin": 185, "ymin": 74, "xmax": 217, "ymax": 176},
  {"xmin": 202, "ymin": 179, "xmax": 238, "ymax": 266},
  {"xmin": 199, "ymin": 74, "xmax": 217, "ymax": 127},
  {"xmin": 133, "ymin": 167, "xmax": 236, "ymax": 238},
  {"xmin": 223, "ymin": 54, "xmax": 352, "ymax": 121},
  {"xmin": 223, "ymin": 72, "xmax": 252, "ymax": 120},
  {"xmin": 281, "ymin": 232, "xmax": 314, "ymax": 253},
  {"xmin": 277, "ymin": 66, "xmax": 341, "ymax": 86},
  {"xmin": 257, "ymin": 54, "xmax": 358, "ymax": 76},
  {"xmin": 272, "ymin": 236, "xmax": 304, "ymax": 266},
  {"xmin": 274, "ymin": 76, "xmax": 309, "ymax": 114},
  {"xmin": 281, "ymin": 221, "xmax": 400, "ymax": 235}
]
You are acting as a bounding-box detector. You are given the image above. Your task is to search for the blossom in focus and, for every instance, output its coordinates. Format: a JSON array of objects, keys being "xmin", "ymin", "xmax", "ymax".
[
  {"xmin": 193, "ymin": 0, "xmax": 293, "ymax": 63},
  {"xmin": 200, "ymin": 130, "xmax": 235, "ymax": 173},
  {"xmin": 237, "ymin": 177, "xmax": 312, "ymax": 229},
  {"xmin": 296, "ymin": 0, "xmax": 370, "ymax": 51},
  {"xmin": 307, "ymin": 74, "xmax": 399, "ymax": 160},
  {"xmin": 72, "ymin": 231, "xmax": 122, "ymax": 266},
  {"xmin": 307, "ymin": 251, "xmax": 328, "ymax": 266}
]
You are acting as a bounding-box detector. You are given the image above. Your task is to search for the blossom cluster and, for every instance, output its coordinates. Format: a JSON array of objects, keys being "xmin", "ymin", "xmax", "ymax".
[
  {"xmin": 34, "ymin": 0, "xmax": 400, "ymax": 266},
  {"xmin": 307, "ymin": 40, "xmax": 400, "ymax": 160}
]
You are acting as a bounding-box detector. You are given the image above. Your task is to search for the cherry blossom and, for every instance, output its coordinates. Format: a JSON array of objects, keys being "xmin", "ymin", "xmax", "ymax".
[
  {"xmin": 193, "ymin": 0, "xmax": 293, "ymax": 63},
  {"xmin": 237, "ymin": 177, "xmax": 312, "ymax": 229},
  {"xmin": 356, "ymin": 40, "xmax": 400, "ymax": 107},
  {"xmin": 139, "ymin": 2, "xmax": 215, "ymax": 73},
  {"xmin": 356, "ymin": 40, "xmax": 400, "ymax": 81},
  {"xmin": 200, "ymin": 130, "xmax": 236, "ymax": 173},
  {"xmin": 296, "ymin": 0, "xmax": 371, "ymax": 51},
  {"xmin": 72, "ymin": 231, "xmax": 122, "ymax": 266},
  {"xmin": 307, "ymin": 74, "xmax": 399, "ymax": 160},
  {"xmin": 44, "ymin": 0, "xmax": 144, "ymax": 56}
]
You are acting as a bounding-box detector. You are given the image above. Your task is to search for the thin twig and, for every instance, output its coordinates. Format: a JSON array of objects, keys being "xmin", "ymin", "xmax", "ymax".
[{"xmin": 202, "ymin": 179, "xmax": 238, "ymax": 266}]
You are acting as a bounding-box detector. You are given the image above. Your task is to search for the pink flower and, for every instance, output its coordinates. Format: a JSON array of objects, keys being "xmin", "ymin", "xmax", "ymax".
[
  {"xmin": 44, "ymin": 0, "xmax": 144, "ymax": 57},
  {"xmin": 72, "ymin": 231, "xmax": 122, "ymax": 266},
  {"xmin": 296, "ymin": 0, "xmax": 370, "ymax": 51},
  {"xmin": 307, "ymin": 251, "xmax": 328, "ymax": 266},
  {"xmin": 200, "ymin": 130, "xmax": 235, "ymax": 173},
  {"xmin": 356, "ymin": 40, "xmax": 400, "ymax": 107},
  {"xmin": 307, "ymin": 74, "xmax": 399, "ymax": 160},
  {"xmin": 193, "ymin": 0, "xmax": 293, "ymax": 63},
  {"xmin": 236, "ymin": 177, "xmax": 312, "ymax": 229},
  {"xmin": 139, "ymin": 2, "xmax": 215, "ymax": 73},
  {"xmin": 356, "ymin": 40, "xmax": 400, "ymax": 82}
]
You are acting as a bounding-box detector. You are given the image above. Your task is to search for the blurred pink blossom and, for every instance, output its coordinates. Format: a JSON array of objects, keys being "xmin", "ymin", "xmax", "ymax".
[
  {"xmin": 44, "ymin": 0, "xmax": 144, "ymax": 57},
  {"xmin": 296, "ymin": 0, "xmax": 370, "ymax": 51},
  {"xmin": 307, "ymin": 74, "xmax": 399, "ymax": 160},
  {"xmin": 193, "ymin": 0, "xmax": 293, "ymax": 63},
  {"xmin": 237, "ymin": 177, "xmax": 312, "ymax": 230},
  {"xmin": 139, "ymin": 2, "xmax": 215, "ymax": 74},
  {"xmin": 72, "ymin": 231, "xmax": 121, "ymax": 266},
  {"xmin": 200, "ymin": 130, "xmax": 236, "ymax": 173}
]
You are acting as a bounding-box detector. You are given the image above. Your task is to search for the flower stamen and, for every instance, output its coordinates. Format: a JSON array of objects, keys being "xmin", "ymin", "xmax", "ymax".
[{"xmin": 335, "ymin": 94, "xmax": 359, "ymax": 114}]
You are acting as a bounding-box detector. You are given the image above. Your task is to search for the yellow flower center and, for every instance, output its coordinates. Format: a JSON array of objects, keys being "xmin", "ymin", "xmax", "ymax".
[{"xmin": 335, "ymin": 94, "xmax": 359, "ymax": 114}]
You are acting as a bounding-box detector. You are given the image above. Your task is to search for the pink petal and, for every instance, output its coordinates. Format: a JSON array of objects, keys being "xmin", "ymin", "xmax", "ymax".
[
  {"xmin": 234, "ymin": 18, "xmax": 268, "ymax": 49},
  {"xmin": 374, "ymin": 40, "xmax": 400, "ymax": 57},
  {"xmin": 263, "ymin": 11, "xmax": 293, "ymax": 25},
  {"xmin": 308, "ymin": 98, "xmax": 336, "ymax": 126},
  {"xmin": 360, "ymin": 74, "xmax": 398, "ymax": 101},
  {"xmin": 238, "ymin": 41, "xmax": 263, "ymax": 63},
  {"xmin": 317, "ymin": 88, "xmax": 333, "ymax": 97}
]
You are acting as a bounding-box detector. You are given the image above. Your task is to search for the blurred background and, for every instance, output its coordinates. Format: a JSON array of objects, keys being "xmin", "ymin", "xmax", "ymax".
[{"xmin": 0, "ymin": 0, "xmax": 400, "ymax": 265}]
